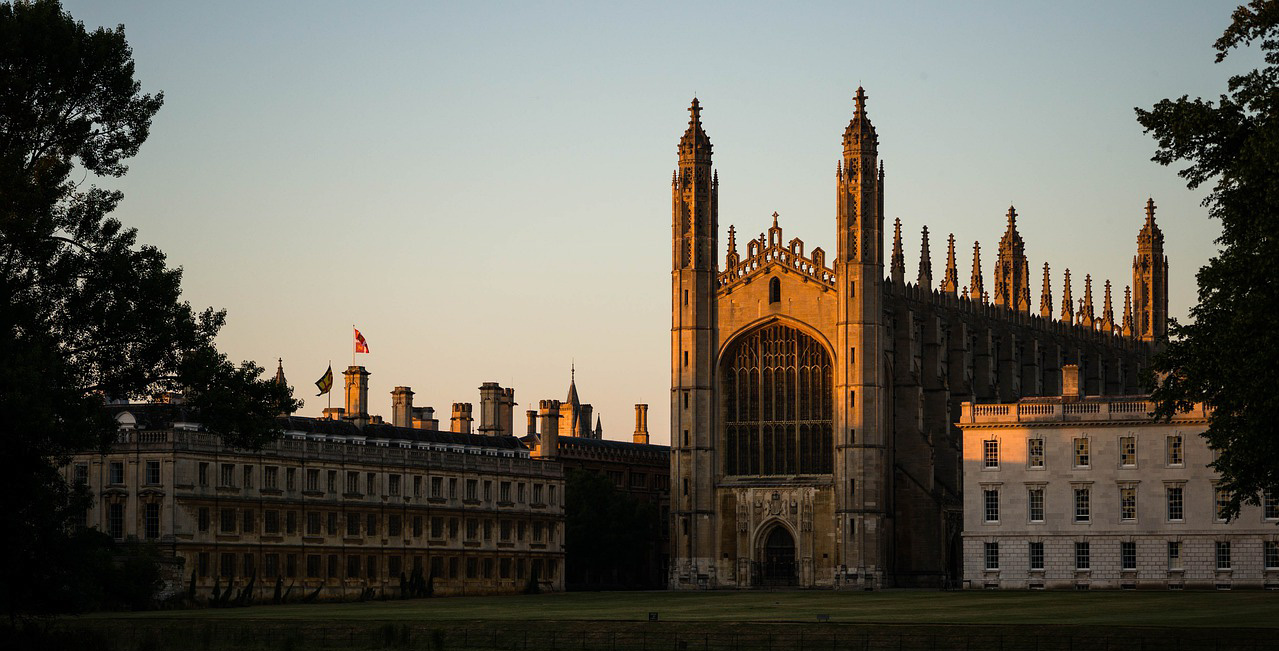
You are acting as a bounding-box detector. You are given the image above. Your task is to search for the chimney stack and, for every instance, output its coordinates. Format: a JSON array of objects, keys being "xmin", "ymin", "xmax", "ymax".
[
  {"xmin": 391, "ymin": 386, "xmax": 414, "ymax": 427},
  {"xmin": 537, "ymin": 400, "xmax": 561, "ymax": 459},
  {"xmin": 343, "ymin": 366, "xmax": 370, "ymax": 427},
  {"xmin": 478, "ymin": 382, "xmax": 501, "ymax": 436},
  {"xmin": 411, "ymin": 406, "xmax": 438, "ymax": 430},
  {"xmin": 499, "ymin": 387, "xmax": 516, "ymax": 436},
  {"xmin": 1062, "ymin": 364, "xmax": 1083, "ymax": 400},
  {"xmin": 526, "ymin": 410, "xmax": 538, "ymax": 436},
  {"xmin": 450, "ymin": 403, "xmax": 473, "ymax": 434},
  {"xmin": 633, "ymin": 403, "xmax": 649, "ymax": 444}
]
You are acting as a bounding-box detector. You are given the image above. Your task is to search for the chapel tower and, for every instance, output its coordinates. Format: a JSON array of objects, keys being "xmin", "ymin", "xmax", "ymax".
[
  {"xmin": 993, "ymin": 207, "xmax": 1031, "ymax": 313},
  {"xmin": 1132, "ymin": 198, "xmax": 1168, "ymax": 342},
  {"xmin": 671, "ymin": 98, "xmax": 719, "ymax": 584},
  {"xmin": 834, "ymin": 87, "xmax": 888, "ymax": 584}
]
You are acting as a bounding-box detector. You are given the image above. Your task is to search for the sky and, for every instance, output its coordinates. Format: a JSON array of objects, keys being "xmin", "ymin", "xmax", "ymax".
[{"xmin": 63, "ymin": 1, "xmax": 1253, "ymax": 445}]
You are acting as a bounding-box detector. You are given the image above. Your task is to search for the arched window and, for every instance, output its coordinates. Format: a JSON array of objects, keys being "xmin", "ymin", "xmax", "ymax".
[
  {"xmin": 769, "ymin": 277, "xmax": 781, "ymax": 304},
  {"xmin": 721, "ymin": 323, "xmax": 833, "ymax": 476}
]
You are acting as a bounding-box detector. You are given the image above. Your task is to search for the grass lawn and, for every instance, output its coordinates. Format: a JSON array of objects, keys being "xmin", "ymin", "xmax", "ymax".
[{"xmin": 82, "ymin": 589, "xmax": 1279, "ymax": 628}]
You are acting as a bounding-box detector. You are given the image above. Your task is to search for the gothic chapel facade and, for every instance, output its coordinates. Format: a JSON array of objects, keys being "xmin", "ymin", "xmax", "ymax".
[{"xmin": 669, "ymin": 90, "xmax": 1167, "ymax": 589}]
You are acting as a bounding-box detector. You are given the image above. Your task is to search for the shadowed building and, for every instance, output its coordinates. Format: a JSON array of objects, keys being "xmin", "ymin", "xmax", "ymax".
[{"xmin": 669, "ymin": 91, "xmax": 1166, "ymax": 589}]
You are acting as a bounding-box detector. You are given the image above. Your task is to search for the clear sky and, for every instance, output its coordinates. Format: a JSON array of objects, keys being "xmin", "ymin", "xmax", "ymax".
[{"xmin": 63, "ymin": 1, "xmax": 1251, "ymax": 445}]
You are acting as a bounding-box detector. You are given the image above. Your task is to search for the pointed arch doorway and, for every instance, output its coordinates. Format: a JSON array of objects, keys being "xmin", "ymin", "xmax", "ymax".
[{"xmin": 755, "ymin": 524, "xmax": 797, "ymax": 587}]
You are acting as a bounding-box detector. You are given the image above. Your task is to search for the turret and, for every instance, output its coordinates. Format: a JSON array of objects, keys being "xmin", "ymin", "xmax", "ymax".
[
  {"xmin": 343, "ymin": 366, "xmax": 370, "ymax": 427},
  {"xmin": 1133, "ymin": 198, "xmax": 1169, "ymax": 342},
  {"xmin": 450, "ymin": 402, "xmax": 473, "ymax": 434},
  {"xmin": 993, "ymin": 206, "xmax": 1030, "ymax": 313},
  {"xmin": 633, "ymin": 403, "xmax": 649, "ymax": 444}
]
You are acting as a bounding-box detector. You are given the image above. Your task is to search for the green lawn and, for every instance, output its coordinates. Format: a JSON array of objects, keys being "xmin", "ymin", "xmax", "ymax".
[{"xmin": 82, "ymin": 589, "xmax": 1279, "ymax": 628}]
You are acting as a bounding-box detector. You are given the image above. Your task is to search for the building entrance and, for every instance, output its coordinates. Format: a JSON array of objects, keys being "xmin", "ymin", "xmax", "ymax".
[{"xmin": 755, "ymin": 525, "xmax": 797, "ymax": 587}]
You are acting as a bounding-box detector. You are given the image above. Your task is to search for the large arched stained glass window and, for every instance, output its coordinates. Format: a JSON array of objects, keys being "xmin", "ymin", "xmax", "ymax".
[{"xmin": 722, "ymin": 323, "xmax": 833, "ymax": 476}]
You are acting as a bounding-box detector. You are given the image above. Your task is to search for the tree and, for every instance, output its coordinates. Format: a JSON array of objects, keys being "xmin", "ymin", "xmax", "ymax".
[
  {"xmin": 1136, "ymin": 0, "xmax": 1279, "ymax": 519},
  {"xmin": 563, "ymin": 469, "xmax": 660, "ymax": 589},
  {"xmin": 0, "ymin": 0, "xmax": 298, "ymax": 619}
]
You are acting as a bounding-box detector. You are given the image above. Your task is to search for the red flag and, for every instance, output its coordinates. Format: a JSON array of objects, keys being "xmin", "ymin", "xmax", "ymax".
[{"xmin": 354, "ymin": 328, "xmax": 370, "ymax": 354}]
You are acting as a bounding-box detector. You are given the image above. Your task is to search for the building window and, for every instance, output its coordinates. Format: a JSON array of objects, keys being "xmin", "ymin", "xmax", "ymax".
[
  {"xmin": 110, "ymin": 462, "xmax": 125, "ymax": 485},
  {"xmin": 242, "ymin": 465, "xmax": 253, "ymax": 489},
  {"xmin": 221, "ymin": 553, "xmax": 235, "ymax": 579},
  {"xmin": 198, "ymin": 552, "xmax": 210, "ymax": 578},
  {"xmin": 220, "ymin": 463, "xmax": 234, "ymax": 488},
  {"xmin": 1265, "ymin": 541, "xmax": 1279, "ymax": 570},
  {"xmin": 242, "ymin": 554, "xmax": 255, "ymax": 578},
  {"xmin": 533, "ymin": 484, "xmax": 544, "ymax": 505},
  {"xmin": 366, "ymin": 514, "xmax": 378, "ymax": 537},
  {"xmin": 1028, "ymin": 541, "xmax": 1044, "ymax": 571},
  {"xmin": 286, "ymin": 468, "xmax": 296, "ymax": 491},
  {"xmin": 144, "ymin": 503, "xmax": 160, "ymax": 540},
  {"xmin": 1265, "ymin": 490, "xmax": 1279, "ymax": 520},
  {"xmin": 327, "ymin": 554, "xmax": 338, "ymax": 579},
  {"xmin": 983, "ymin": 440, "xmax": 999, "ymax": 469},
  {"xmin": 500, "ymin": 520, "xmax": 512, "ymax": 541},
  {"xmin": 366, "ymin": 472, "xmax": 376, "ymax": 495},
  {"xmin": 484, "ymin": 480, "xmax": 493, "ymax": 502},
  {"xmin": 367, "ymin": 555, "xmax": 378, "ymax": 580},
  {"xmin": 1168, "ymin": 541, "xmax": 1183, "ymax": 570},
  {"xmin": 721, "ymin": 322, "xmax": 835, "ymax": 476},
  {"xmin": 1119, "ymin": 436, "xmax": 1136, "ymax": 467},
  {"xmin": 1167, "ymin": 435, "xmax": 1184, "ymax": 466},
  {"xmin": 327, "ymin": 470, "xmax": 337, "ymax": 494},
  {"xmin": 346, "ymin": 513, "xmax": 360, "ymax": 537},
  {"xmin": 264, "ymin": 510, "xmax": 280, "ymax": 534},
  {"xmin": 1120, "ymin": 485, "xmax": 1137, "ymax": 521},
  {"xmin": 346, "ymin": 471, "xmax": 359, "ymax": 495},
  {"xmin": 1074, "ymin": 487, "xmax": 1090, "ymax": 523},
  {"xmin": 1028, "ymin": 488, "xmax": 1045, "ymax": 523},
  {"xmin": 306, "ymin": 469, "xmax": 319, "ymax": 492},
  {"xmin": 264, "ymin": 466, "xmax": 278, "ymax": 489},
  {"xmin": 430, "ymin": 517, "xmax": 444, "ymax": 539},
  {"xmin": 327, "ymin": 512, "xmax": 338, "ymax": 535},
  {"xmin": 500, "ymin": 481, "xmax": 512, "ymax": 504},
  {"xmin": 984, "ymin": 542, "xmax": 999, "ymax": 571},
  {"xmin": 198, "ymin": 507, "xmax": 210, "ymax": 532},
  {"xmin": 769, "ymin": 276, "xmax": 781, "ymax": 303},
  {"xmin": 1073, "ymin": 438, "xmax": 1090, "ymax": 468},
  {"xmin": 517, "ymin": 483, "xmax": 526, "ymax": 503},
  {"xmin": 286, "ymin": 554, "xmax": 298, "ymax": 579},
  {"xmin": 412, "ymin": 516, "xmax": 423, "ymax": 537},
  {"xmin": 198, "ymin": 462, "xmax": 209, "ymax": 487},
  {"xmin": 1121, "ymin": 541, "xmax": 1136, "ymax": 570},
  {"xmin": 389, "ymin": 474, "xmax": 401, "ymax": 497},
  {"xmin": 145, "ymin": 460, "xmax": 161, "ymax": 485},
  {"xmin": 449, "ymin": 478, "xmax": 458, "ymax": 499},
  {"xmin": 484, "ymin": 519, "xmax": 493, "ymax": 540},
  {"xmin": 413, "ymin": 475, "xmax": 422, "ymax": 497},
  {"xmin": 466, "ymin": 479, "xmax": 479, "ymax": 501},
  {"xmin": 306, "ymin": 512, "xmax": 321, "ymax": 536},
  {"xmin": 1167, "ymin": 485, "xmax": 1185, "ymax": 522},
  {"xmin": 1215, "ymin": 487, "xmax": 1231, "ymax": 522},
  {"xmin": 241, "ymin": 509, "xmax": 254, "ymax": 534},
  {"xmin": 465, "ymin": 518, "xmax": 478, "ymax": 540},
  {"xmin": 264, "ymin": 554, "xmax": 279, "ymax": 579},
  {"xmin": 286, "ymin": 510, "xmax": 297, "ymax": 534},
  {"xmin": 431, "ymin": 476, "xmax": 443, "ymax": 499},
  {"xmin": 533, "ymin": 521, "xmax": 544, "ymax": 542},
  {"xmin": 347, "ymin": 555, "xmax": 360, "ymax": 578},
  {"xmin": 1216, "ymin": 541, "xmax": 1232, "ymax": 570},
  {"xmin": 220, "ymin": 508, "xmax": 236, "ymax": 534},
  {"xmin": 983, "ymin": 488, "xmax": 1000, "ymax": 523},
  {"xmin": 388, "ymin": 556, "xmax": 402, "ymax": 578},
  {"xmin": 1028, "ymin": 438, "xmax": 1044, "ymax": 468},
  {"xmin": 1075, "ymin": 542, "xmax": 1090, "ymax": 570}
]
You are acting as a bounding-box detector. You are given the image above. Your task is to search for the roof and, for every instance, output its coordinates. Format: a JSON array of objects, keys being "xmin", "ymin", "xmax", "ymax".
[{"xmin": 279, "ymin": 416, "xmax": 528, "ymax": 451}]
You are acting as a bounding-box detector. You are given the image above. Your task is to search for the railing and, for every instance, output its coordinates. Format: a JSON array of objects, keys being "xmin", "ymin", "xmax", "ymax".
[{"xmin": 961, "ymin": 399, "xmax": 1207, "ymax": 424}]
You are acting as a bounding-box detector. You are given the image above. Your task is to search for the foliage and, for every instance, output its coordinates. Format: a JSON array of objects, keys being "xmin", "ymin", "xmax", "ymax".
[
  {"xmin": 0, "ymin": 0, "xmax": 299, "ymax": 619},
  {"xmin": 1135, "ymin": 0, "xmax": 1279, "ymax": 519},
  {"xmin": 563, "ymin": 469, "xmax": 661, "ymax": 588}
]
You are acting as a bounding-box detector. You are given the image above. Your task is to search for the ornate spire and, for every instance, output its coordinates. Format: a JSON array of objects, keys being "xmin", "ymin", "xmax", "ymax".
[
  {"xmin": 1061, "ymin": 269, "xmax": 1074, "ymax": 323},
  {"xmin": 1080, "ymin": 274, "xmax": 1096, "ymax": 328},
  {"xmin": 274, "ymin": 358, "xmax": 287, "ymax": 387},
  {"xmin": 842, "ymin": 86, "xmax": 878, "ymax": 157},
  {"xmin": 917, "ymin": 226, "xmax": 932, "ymax": 289},
  {"xmin": 890, "ymin": 218, "xmax": 905, "ymax": 284},
  {"xmin": 1040, "ymin": 263, "xmax": 1053, "ymax": 319},
  {"xmin": 993, "ymin": 205, "xmax": 1030, "ymax": 312},
  {"xmin": 1122, "ymin": 285, "xmax": 1134, "ymax": 337},
  {"xmin": 678, "ymin": 97, "xmax": 712, "ymax": 165},
  {"xmin": 565, "ymin": 364, "xmax": 580, "ymax": 407},
  {"xmin": 941, "ymin": 233, "xmax": 959, "ymax": 294},
  {"xmin": 969, "ymin": 241, "xmax": 984, "ymax": 302},
  {"xmin": 1101, "ymin": 280, "xmax": 1115, "ymax": 334}
]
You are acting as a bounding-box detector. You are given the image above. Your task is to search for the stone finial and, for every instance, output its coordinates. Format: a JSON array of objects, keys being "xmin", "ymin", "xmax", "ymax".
[
  {"xmin": 1061, "ymin": 269, "xmax": 1074, "ymax": 323},
  {"xmin": 1040, "ymin": 263, "xmax": 1053, "ymax": 319},
  {"xmin": 1080, "ymin": 274, "xmax": 1095, "ymax": 328},
  {"xmin": 1101, "ymin": 280, "xmax": 1115, "ymax": 334},
  {"xmin": 941, "ymin": 233, "xmax": 959, "ymax": 294},
  {"xmin": 890, "ymin": 218, "xmax": 905, "ymax": 285},
  {"xmin": 969, "ymin": 241, "xmax": 984, "ymax": 302},
  {"xmin": 1122, "ymin": 285, "xmax": 1134, "ymax": 337},
  {"xmin": 917, "ymin": 226, "xmax": 932, "ymax": 289}
]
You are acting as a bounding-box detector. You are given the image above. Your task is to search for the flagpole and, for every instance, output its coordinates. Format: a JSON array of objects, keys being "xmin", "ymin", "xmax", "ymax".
[
  {"xmin": 352, "ymin": 324, "xmax": 356, "ymax": 368},
  {"xmin": 328, "ymin": 360, "xmax": 332, "ymax": 411}
]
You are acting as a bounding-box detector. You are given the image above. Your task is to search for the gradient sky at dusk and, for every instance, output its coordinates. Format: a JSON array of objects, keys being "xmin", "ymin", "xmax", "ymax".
[{"xmin": 64, "ymin": 1, "xmax": 1251, "ymax": 444}]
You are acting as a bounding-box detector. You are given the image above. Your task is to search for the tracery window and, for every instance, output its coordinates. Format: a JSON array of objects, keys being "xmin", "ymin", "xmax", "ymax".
[{"xmin": 722, "ymin": 323, "xmax": 833, "ymax": 475}]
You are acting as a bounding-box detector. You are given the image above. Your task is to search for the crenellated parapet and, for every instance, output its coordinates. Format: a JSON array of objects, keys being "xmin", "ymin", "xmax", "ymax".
[{"xmin": 717, "ymin": 212, "xmax": 836, "ymax": 291}]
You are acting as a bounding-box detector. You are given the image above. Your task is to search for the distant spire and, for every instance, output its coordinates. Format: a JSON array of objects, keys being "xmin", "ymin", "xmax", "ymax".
[
  {"xmin": 941, "ymin": 234, "xmax": 959, "ymax": 294},
  {"xmin": 969, "ymin": 241, "xmax": 984, "ymax": 302},
  {"xmin": 274, "ymin": 358, "xmax": 287, "ymax": 387},
  {"xmin": 842, "ymin": 86, "xmax": 878, "ymax": 156},
  {"xmin": 1101, "ymin": 279, "xmax": 1115, "ymax": 334},
  {"xmin": 565, "ymin": 364, "xmax": 580, "ymax": 407},
  {"xmin": 917, "ymin": 226, "xmax": 933, "ymax": 289},
  {"xmin": 678, "ymin": 97, "xmax": 712, "ymax": 164},
  {"xmin": 1040, "ymin": 263, "xmax": 1053, "ymax": 319},
  {"xmin": 994, "ymin": 205, "xmax": 1029, "ymax": 312},
  {"xmin": 1122, "ymin": 285, "xmax": 1134, "ymax": 337},
  {"xmin": 1061, "ymin": 269, "xmax": 1074, "ymax": 323},
  {"xmin": 727, "ymin": 224, "xmax": 737, "ymax": 254},
  {"xmin": 1080, "ymin": 274, "xmax": 1096, "ymax": 328},
  {"xmin": 890, "ymin": 218, "xmax": 905, "ymax": 284},
  {"xmin": 593, "ymin": 415, "xmax": 602, "ymax": 438}
]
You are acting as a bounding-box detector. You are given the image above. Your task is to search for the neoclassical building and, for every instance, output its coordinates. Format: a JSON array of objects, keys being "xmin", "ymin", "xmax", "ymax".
[{"xmin": 669, "ymin": 90, "xmax": 1167, "ymax": 589}]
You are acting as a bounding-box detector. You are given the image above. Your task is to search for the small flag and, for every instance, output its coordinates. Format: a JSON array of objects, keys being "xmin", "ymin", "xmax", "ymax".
[
  {"xmin": 354, "ymin": 328, "xmax": 370, "ymax": 354},
  {"xmin": 315, "ymin": 364, "xmax": 333, "ymax": 396}
]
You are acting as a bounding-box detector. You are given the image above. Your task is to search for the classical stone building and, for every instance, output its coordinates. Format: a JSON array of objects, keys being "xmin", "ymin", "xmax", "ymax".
[
  {"xmin": 958, "ymin": 366, "xmax": 1279, "ymax": 590},
  {"xmin": 669, "ymin": 90, "xmax": 1167, "ymax": 589},
  {"xmin": 69, "ymin": 365, "xmax": 565, "ymax": 601}
]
